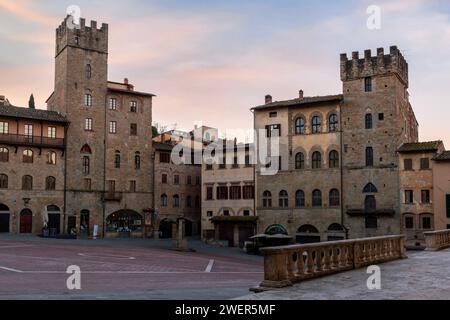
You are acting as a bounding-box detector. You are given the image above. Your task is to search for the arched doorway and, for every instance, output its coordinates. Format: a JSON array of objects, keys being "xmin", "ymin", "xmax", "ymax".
[
  {"xmin": 47, "ymin": 205, "xmax": 61, "ymax": 236},
  {"xmin": 20, "ymin": 209, "xmax": 33, "ymax": 234},
  {"xmin": 80, "ymin": 210, "xmax": 90, "ymax": 237},
  {"xmin": 159, "ymin": 219, "xmax": 174, "ymax": 239},
  {"xmin": 0, "ymin": 204, "xmax": 10, "ymax": 233},
  {"xmin": 106, "ymin": 210, "xmax": 143, "ymax": 236},
  {"xmin": 327, "ymin": 223, "xmax": 345, "ymax": 241},
  {"xmin": 296, "ymin": 224, "xmax": 321, "ymax": 244}
]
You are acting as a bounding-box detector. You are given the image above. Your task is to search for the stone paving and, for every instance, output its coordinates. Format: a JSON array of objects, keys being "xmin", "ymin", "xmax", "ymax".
[{"xmin": 238, "ymin": 249, "xmax": 450, "ymax": 300}]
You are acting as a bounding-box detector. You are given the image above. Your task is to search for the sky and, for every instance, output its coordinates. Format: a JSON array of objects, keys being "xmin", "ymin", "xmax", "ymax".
[{"xmin": 0, "ymin": 0, "xmax": 449, "ymax": 145}]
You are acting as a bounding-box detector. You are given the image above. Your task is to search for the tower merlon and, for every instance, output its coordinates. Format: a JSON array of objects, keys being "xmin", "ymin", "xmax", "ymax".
[{"xmin": 340, "ymin": 46, "xmax": 409, "ymax": 88}]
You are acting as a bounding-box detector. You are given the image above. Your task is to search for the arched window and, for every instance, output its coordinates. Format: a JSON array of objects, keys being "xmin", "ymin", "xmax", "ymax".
[
  {"xmin": 365, "ymin": 195, "xmax": 377, "ymax": 213},
  {"xmin": 295, "ymin": 152, "xmax": 305, "ymax": 169},
  {"xmin": 312, "ymin": 151, "xmax": 322, "ymax": 169},
  {"xmin": 81, "ymin": 144, "xmax": 92, "ymax": 154},
  {"xmin": 263, "ymin": 191, "xmax": 272, "ymax": 208},
  {"xmin": 295, "ymin": 117, "xmax": 305, "ymax": 135},
  {"xmin": 363, "ymin": 183, "xmax": 378, "ymax": 193},
  {"xmin": 173, "ymin": 195, "xmax": 180, "ymax": 208},
  {"xmin": 312, "ymin": 116, "xmax": 321, "ymax": 134},
  {"xmin": 134, "ymin": 152, "xmax": 141, "ymax": 170},
  {"xmin": 0, "ymin": 174, "xmax": 8, "ymax": 189},
  {"xmin": 0, "ymin": 147, "xmax": 9, "ymax": 162},
  {"xmin": 22, "ymin": 175, "xmax": 33, "ymax": 190},
  {"xmin": 329, "ymin": 150, "xmax": 339, "ymax": 168},
  {"xmin": 186, "ymin": 196, "xmax": 192, "ymax": 208},
  {"xmin": 160, "ymin": 194, "xmax": 168, "ymax": 207},
  {"xmin": 84, "ymin": 93, "xmax": 92, "ymax": 107},
  {"xmin": 47, "ymin": 151, "xmax": 56, "ymax": 165},
  {"xmin": 329, "ymin": 189, "xmax": 340, "ymax": 207},
  {"xmin": 46, "ymin": 176, "xmax": 56, "ymax": 190},
  {"xmin": 365, "ymin": 113, "xmax": 373, "ymax": 129},
  {"xmin": 312, "ymin": 189, "xmax": 322, "ymax": 207},
  {"xmin": 366, "ymin": 147, "xmax": 374, "ymax": 167},
  {"xmin": 115, "ymin": 151, "xmax": 121, "ymax": 169},
  {"xmin": 86, "ymin": 64, "xmax": 92, "ymax": 79},
  {"xmin": 23, "ymin": 149, "xmax": 33, "ymax": 163},
  {"xmin": 295, "ymin": 190, "xmax": 305, "ymax": 208},
  {"xmin": 83, "ymin": 156, "xmax": 90, "ymax": 175},
  {"xmin": 265, "ymin": 224, "xmax": 288, "ymax": 236},
  {"xmin": 279, "ymin": 190, "xmax": 289, "ymax": 208},
  {"xmin": 329, "ymin": 114, "xmax": 339, "ymax": 132}
]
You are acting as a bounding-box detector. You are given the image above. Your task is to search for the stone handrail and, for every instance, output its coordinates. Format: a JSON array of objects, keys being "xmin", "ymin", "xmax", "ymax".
[
  {"xmin": 257, "ymin": 235, "xmax": 406, "ymax": 289},
  {"xmin": 424, "ymin": 230, "xmax": 450, "ymax": 251}
]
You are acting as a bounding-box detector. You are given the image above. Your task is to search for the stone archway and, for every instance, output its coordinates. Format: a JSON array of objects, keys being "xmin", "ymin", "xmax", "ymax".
[
  {"xmin": 106, "ymin": 210, "xmax": 143, "ymax": 236},
  {"xmin": 296, "ymin": 224, "xmax": 321, "ymax": 244},
  {"xmin": 159, "ymin": 218, "xmax": 175, "ymax": 239},
  {"xmin": 0, "ymin": 204, "xmax": 10, "ymax": 233}
]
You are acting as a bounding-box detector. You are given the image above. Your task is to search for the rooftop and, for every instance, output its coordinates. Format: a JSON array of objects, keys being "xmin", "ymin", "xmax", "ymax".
[
  {"xmin": 433, "ymin": 151, "xmax": 450, "ymax": 162},
  {"xmin": 153, "ymin": 141, "xmax": 174, "ymax": 152},
  {"xmin": 0, "ymin": 104, "xmax": 68, "ymax": 123},
  {"xmin": 252, "ymin": 94, "xmax": 343, "ymax": 110},
  {"xmin": 107, "ymin": 79, "xmax": 155, "ymax": 97},
  {"xmin": 397, "ymin": 141, "xmax": 443, "ymax": 153}
]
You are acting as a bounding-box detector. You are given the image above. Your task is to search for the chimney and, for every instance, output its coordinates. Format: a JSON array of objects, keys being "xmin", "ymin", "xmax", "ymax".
[
  {"xmin": 265, "ymin": 95, "xmax": 272, "ymax": 104},
  {"xmin": 0, "ymin": 95, "xmax": 5, "ymax": 106},
  {"xmin": 124, "ymin": 78, "xmax": 129, "ymax": 85},
  {"xmin": 299, "ymin": 90, "xmax": 304, "ymax": 100}
]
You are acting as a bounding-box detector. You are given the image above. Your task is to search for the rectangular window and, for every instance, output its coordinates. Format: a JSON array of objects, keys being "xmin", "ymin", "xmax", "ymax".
[
  {"xmin": 378, "ymin": 113, "xmax": 384, "ymax": 121},
  {"xmin": 107, "ymin": 180, "xmax": 115, "ymax": 193},
  {"xmin": 0, "ymin": 121, "xmax": 8, "ymax": 134},
  {"xmin": 84, "ymin": 94, "xmax": 92, "ymax": 107},
  {"xmin": 269, "ymin": 112, "xmax": 277, "ymax": 118},
  {"xmin": 405, "ymin": 190, "xmax": 414, "ymax": 204},
  {"xmin": 129, "ymin": 180, "xmax": 136, "ymax": 192},
  {"xmin": 405, "ymin": 217, "xmax": 414, "ymax": 229},
  {"xmin": 266, "ymin": 124, "xmax": 281, "ymax": 138},
  {"xmin": 195, "ymin": 176, "xmax": 201, "ymax": 185},
  {"xmin": 174, "ymin": 175, "xmax": 180, "ymax": 185},
  {"xmin": 365, "ymin": 216, "xmax": 378, "ymax": 229},
  {"xmin": 206, "ymin": 187, "xmax": 213, "ymax": 201},
  {"xmin": 421, "ymin": 190, "xmax": 430, "ymax": 204},
  {"xmin": 422, "ymin": 217, "xmax": 432, "ymax": 230},
  {"xmin": 364, "ymin": 77, "xmax": 372, "ymax": 92},
  {"xmin": 243, "ymin": 186, "xmax": 255, "ymax": 199},
  {"xmin": 48, "ymin": 127, "xmax": 56, "ymax": 139},
  {"xmin": 84, "ymin": 178, "xmax": 91, "ymax": 191},
  {"xmin": 404, "ymin": 159, "xmax": 413, "ymax": 171},
  {"xmin": 85, "ymin": 118, "xmax": 93, "ymax": 131},
  {"xmin": 109, "ymin": 98, "xmax": 117, "ymax": 110},
  {"xmin": 446, "ymin": 194, "xmax": 450, "ymax": 218},
  {"xmin": 207, "ymin": 211, "xmax": 213, "ymax": 217},
  {"xmin": 230, "ymin": 186, "xmax": 241, "ymax": 200},
  {"xmin": 109, "ymin": 121, "xmax": 117, "ymax": 134},
  {"xmin": 25, "ymin": 124, "xmax": 33, "ymax": 137},
  {"xmin": 130, "ymin": 123, "xmax": 137, "ymax": 136},
  {"xmin": 217, "ymin": 186, "xmax": 228, "ymax": 200},
  {"xmin": 187, "ymin": 176, "xmax": 192, "ymax": 185},
  {"xmin": 420, "ymin": 158, "xmax": 430, "ymax": 170},
  {"xmin": 162, "ymin": 174, "xmax": 167, "ymax": 184},
  {"xmin": 130, "ymin": 101, "xmax": 137, "ymax": 113},
  {"xmin": 159, "ymin": 152, "xmax": 170, "ymax": 163}
]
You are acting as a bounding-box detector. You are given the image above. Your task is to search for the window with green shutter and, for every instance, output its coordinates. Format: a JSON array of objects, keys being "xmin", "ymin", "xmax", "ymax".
[{"xmin": 446, "ymin": 194, "xmax": 450, "ymax": 218}]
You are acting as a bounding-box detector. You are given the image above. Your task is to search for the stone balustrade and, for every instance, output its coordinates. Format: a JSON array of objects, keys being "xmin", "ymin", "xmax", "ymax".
[
  {"xmin": 257, "ymin": 235, "xmax": 406, "ymax": 289},
  {"xmin": 424, "ymin": 230, "xmax": 450, "ymax": 251}
]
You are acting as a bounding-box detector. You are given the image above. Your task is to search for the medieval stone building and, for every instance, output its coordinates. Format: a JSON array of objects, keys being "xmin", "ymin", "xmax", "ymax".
[{"xmin": 253, "ymin": 46, "xmax": 421, "ymax": 241}]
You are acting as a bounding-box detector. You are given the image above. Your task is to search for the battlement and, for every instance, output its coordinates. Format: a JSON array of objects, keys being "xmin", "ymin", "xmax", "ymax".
[
  {"xmin": 340, "ymin": 46, "xmax": 409, "ymax": 88},
  {"xmin": 55, "ymin": 16, "xmax": 108, "ymax": 56}
]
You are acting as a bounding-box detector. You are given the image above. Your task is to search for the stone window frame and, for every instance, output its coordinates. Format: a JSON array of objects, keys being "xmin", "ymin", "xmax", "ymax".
[
  {"xmin": 0, "ymin": 174, "xmax": 8, "ymax": 189},
  {"xmin": 310, "ymin": 114, "xmax": 322, "ymax": 134},
  {"xmin": 84, "ymin": 118, "xmax": 93, "ymax": 131},
  {"xmin": 329, "ymin": 189, "xmax": 340, "ymax": 207},
  {"xmin": 46, "ymin": 151, "xmax": 57, "ymax": 165},
  {"xmin": 22, "ymin": 175, "xmax": 33, "ymax": 190},
  {"xmin": 109, "ymin": 97, "xmax": 118, "ymax": 110},
  {"xmin": 403, "ymin": 213, "xmax": 415, "ymax": 230},
  {"xmin": 0, "ymin": 147, "xmax": 9, "ymax": 162},
  {"xmin": 262, "ymin": 190, "xmax": 272, "ymax": 208},
  {"xmin": 160, "ymin": 194, "xmax": 168, "ymax": 207},
  {"xmin": 109, "ymin": 121, "xmax": 117, "ymax": 134},
  {"xmin": 419, "ymin": 213, "xmax": 433, "ymax": 230},
  {"xmin": 23, "ymin": 149, "xmax": 34, "ymax": 164},
  {"xmin": 295, "ymin": 152, "xmax": 305, "ymax": 170},
  {"xmin": 279, "ymin": 190, "xmax": 289, "ymax": 208},
  {"xmin": 45, "ymin": 176, "xmax": 56, "ymax": 191},
  {"xmin": 326, "ymin": 110, "xmax": 339, "ymax": 133},
  {"xmin": 295, "ymin": 190, "xmax": 305, "ymax": 208},
  {"xmin": 84, "ymin": 91, "xmax": 93, "ymax": 107},
  {"xmin": 311, "ymin": 150, "xmax": 322, "ymax": 169},
  {"xmin": 134, "ymin": 152, "xmax": 141, "ymax": 170},
  {"xmin": 312, "ymin": 189, "xmax": 322, "ymax": 207},
  {"xmin": 328, "ymin": 149, "xmax": 340, "ymax": 169},
  {"xmin": 293, "ymin": 114, "xmax": 306, "ymax": 135}
]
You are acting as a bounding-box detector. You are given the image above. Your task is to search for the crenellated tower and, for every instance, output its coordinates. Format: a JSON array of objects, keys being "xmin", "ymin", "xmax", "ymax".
[{"xmin": 340, "ymin": 46, "xmax": 418, "ymax": 239}]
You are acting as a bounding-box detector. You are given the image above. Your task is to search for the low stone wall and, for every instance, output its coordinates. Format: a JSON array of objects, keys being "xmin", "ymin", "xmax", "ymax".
[
  {"xmin": 257, "ymin": 235, "xmax": 406, "ymax": 290},
  {"xmin": 424, "ymin": 230, "xmax": 450, "ymax": 251}
]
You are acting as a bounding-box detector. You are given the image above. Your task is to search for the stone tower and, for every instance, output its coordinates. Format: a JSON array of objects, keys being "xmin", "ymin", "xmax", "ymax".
[
  {"xmin": 48, "ymin": 17, "xmax": 109, "ymax": 234},
  {"xmin": 340, "ymin": 46, "xmax": 418, "ymax": 238}
]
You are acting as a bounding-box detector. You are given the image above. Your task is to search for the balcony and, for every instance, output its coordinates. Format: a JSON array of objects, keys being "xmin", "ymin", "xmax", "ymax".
[
  {"xmin": 0, "ymin": 133, "xmax": 65, "ymax": 149},
  {"xmin": 103, "ymin": 192, "xmax": 123, "ymax": 202}
]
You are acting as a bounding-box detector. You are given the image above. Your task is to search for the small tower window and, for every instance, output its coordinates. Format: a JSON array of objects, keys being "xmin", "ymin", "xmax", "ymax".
[
  {"xmin": 329, "ymin": 114, "xmax": 339, "ymax": 132},
  {"xmin": 86, "ymin": 64, "xmax": 92, "ymax": 79},
  {"xmin": 84, "ymin": 93, "xmax": 92, "ymax": 107},
  {"xmin": 364, "ymin": 77, "xmax": 372, "ymax": 92},
  {"xmin": 366, "ymin": 147, "xmax": 374, "ymax": 167},
  {"xmin": 115, "ymin": 151, "xmax": 121, "ymax": 169},
  {"xmin": 130, "ymin": 101, "xmax": 137, "ymax": 113},
  {"xmin": 365, "ymin": 114, "xmax": 373, "ymax": 129},
  {"xmin": 75, "ymin": 36, "xmax": 80, "ymax": 45}
]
